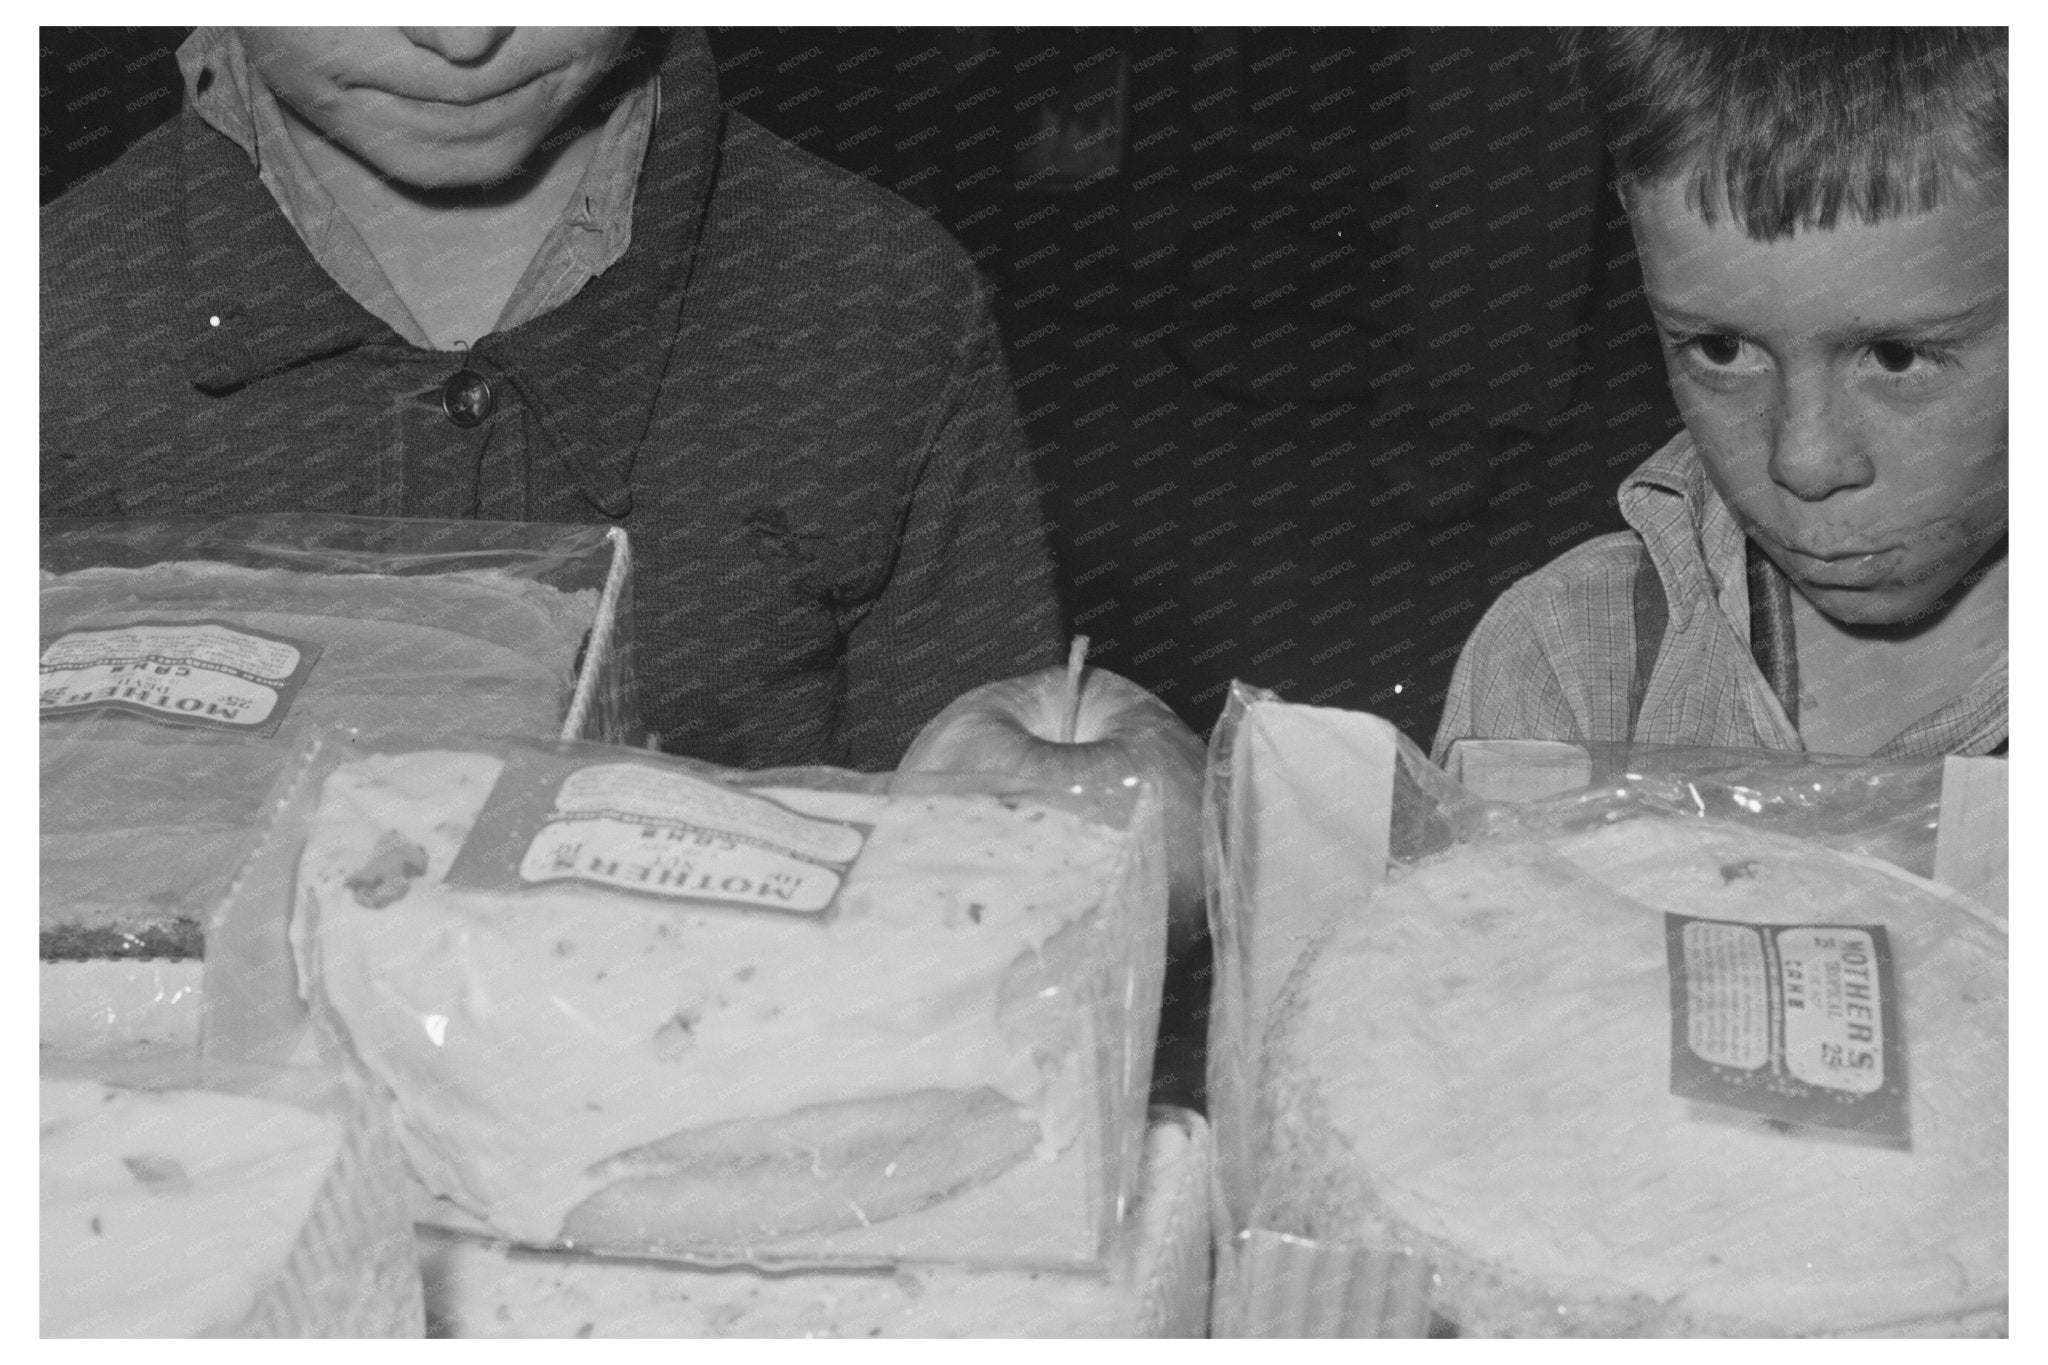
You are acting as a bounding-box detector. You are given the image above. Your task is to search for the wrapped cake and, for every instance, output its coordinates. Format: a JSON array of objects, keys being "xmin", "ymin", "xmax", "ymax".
[
  {"xmin": 39, "ymin": 516, "xmax": 627, "ymax": 1058},
  {"xmin": 1207, "ymin": 688, "xmax": 2008, "ymax": 1337},
  {"xmin": 258, "ymin": 736, "xmax": 1166, "ymax": 1269},
  {"xmin": 39, "ymin": 1059, "xmax": 423, "ymax": 1337},
  {"xmin": 1257, "ymin": 819, "xmax": 2006, "ymax": 1335}
]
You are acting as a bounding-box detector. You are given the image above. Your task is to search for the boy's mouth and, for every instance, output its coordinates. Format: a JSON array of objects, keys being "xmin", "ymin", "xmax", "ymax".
[
  {"xmin": 360, "ymin": 64, "xmax": 557, "ymax": 111},
  {"xmin": 1775, "ymin": 545, "xmax": 1903, "ymax": 589}
]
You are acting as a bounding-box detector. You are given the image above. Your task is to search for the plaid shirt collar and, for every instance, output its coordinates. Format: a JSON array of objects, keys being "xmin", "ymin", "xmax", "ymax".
[{"xmin": 1618, "ymin": 431, "xmax": 1752, "ymax": 638}]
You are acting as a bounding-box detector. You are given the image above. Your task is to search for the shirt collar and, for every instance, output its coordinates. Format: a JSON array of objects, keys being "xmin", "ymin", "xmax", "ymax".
[
  {"xmin": 1617, "ymin": 431, "xmax": 1752, "ymax": 635},
  {"xmin": 178, "ymin": 29, "xmax": 718, "ymax": 518},
  {"xmin": 177, "ymin": 27, "xmax": 657, "ymax": 348},
  {"xmin": 177, "ymin": 28, "xmax": 258, "ymax": 154}
]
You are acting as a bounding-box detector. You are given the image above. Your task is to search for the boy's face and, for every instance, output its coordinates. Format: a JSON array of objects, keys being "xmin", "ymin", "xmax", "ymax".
[
  {"xmin": 1633, "ymin": 177, "xmax": 2008, "ymax": 626},
  {"xmin": 238, "ymin": 28, "xmax": 635, "ymax": 191}
]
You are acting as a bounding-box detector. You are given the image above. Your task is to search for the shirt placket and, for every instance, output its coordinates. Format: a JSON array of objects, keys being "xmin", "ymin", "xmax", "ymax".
[{"xmin": 389, "ymin": 356, "xmax": 525, "ymax": 521}]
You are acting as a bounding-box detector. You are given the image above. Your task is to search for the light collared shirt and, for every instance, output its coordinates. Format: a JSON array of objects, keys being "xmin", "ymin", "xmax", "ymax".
[
  {"xmin": 177, "ymin": 27, "xmax": 655, "ymax": 349},
  {"xmin": 1433, "ymin": 433, "xmax": 2008, "ymax": 762}
]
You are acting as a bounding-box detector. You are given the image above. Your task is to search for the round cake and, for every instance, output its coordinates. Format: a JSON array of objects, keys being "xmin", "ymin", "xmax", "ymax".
[{"xmin": 1256, "ymin": 816, "xmax": 2006, "ymax": 1337}]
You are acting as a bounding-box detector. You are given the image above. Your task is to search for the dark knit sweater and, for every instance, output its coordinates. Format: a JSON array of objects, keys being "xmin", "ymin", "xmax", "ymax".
[{"xmin": 41, "ymin": 32, "xmax": 1062, "ymax": 771}]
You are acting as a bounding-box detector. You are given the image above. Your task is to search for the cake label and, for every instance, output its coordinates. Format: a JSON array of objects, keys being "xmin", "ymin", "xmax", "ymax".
[
  {"xmin": 39, "ymin": 619, "xmax": 321, "ymax": 737},
  {"xmin": 1664, "ymin": 914, "xmax": 1909, "ymax": 1145},
  {"xmin": 446, "ymin": 747, "xmax": 870, "ymax": 916}
]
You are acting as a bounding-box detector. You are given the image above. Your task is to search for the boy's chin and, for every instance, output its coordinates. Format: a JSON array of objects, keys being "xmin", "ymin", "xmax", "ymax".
[
  {"xmin": 332, "ymin": 124, "xmax": 552, "ymax": 195},
  {"xmin": 1794, "ymin": 577, "xmax": 1969, "ymax": 631},
  {"xmin": 363, "ymin": 145, "xmax": 535, "ymax": 194}
]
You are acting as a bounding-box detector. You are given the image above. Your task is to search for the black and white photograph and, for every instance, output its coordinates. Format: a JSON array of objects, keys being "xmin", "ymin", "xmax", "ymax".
[{"xmin": 38, "ymin": 21, "xmax": 2010, "ymax": 1340}]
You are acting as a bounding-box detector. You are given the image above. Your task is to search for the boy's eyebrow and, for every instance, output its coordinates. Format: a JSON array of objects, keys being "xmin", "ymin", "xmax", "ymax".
[{"xmin": 1647, "ymin": 295, "xmax": 2006, "ymax": 340}]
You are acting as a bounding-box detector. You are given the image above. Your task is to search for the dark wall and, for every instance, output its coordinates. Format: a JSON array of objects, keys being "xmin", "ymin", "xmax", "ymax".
[
  {"xmin": 41, "ymin": 26, "xmax": 1683, "ymax": 748},
  {"xmin": 712, "ymin": 28, "xmax": 1680, "ymax": 744},
  {"xmin": 41, "ymin": 28, "xmax": 185, "ymax": 203}
]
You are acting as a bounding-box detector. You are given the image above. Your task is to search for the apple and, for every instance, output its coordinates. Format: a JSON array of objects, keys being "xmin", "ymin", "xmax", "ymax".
[{"xmin": 899, "ymin": 637, "xmax": 1207, "ymax": 956}]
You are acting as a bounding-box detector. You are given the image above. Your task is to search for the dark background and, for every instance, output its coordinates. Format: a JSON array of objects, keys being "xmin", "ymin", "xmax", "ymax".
[{"xmin": 41, "ymin": 25, "xmax": 1682, "ymax": 751}]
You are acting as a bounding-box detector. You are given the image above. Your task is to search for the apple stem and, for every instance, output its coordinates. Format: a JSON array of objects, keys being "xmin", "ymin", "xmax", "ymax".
[{"xmin": 1061, "ymin": 635, "xmax": 1089, "ymax": 744}]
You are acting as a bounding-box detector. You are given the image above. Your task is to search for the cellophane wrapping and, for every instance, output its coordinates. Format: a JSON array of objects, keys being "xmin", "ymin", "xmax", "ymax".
[{"xmin": 1447, "ymin": 737, "xmax": 2007, "ymax": 914}]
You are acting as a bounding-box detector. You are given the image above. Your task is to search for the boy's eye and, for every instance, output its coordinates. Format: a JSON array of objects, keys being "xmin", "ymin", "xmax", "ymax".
[
  {"xmin": 1695, "ymin": 334, "xmax": 1744, "ymax": 366},
  {"xmin": 1861, "ymin": 339, "xmax": 1957, "ymax": 384},
  {"xmin": 1661, "ymin": 329, "xmax": 1767, "ymax": 378}
]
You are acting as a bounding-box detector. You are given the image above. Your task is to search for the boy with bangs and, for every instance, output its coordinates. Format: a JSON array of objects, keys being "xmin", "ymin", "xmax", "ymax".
[{"xmin": 1434, "ymin": 27, "xmax": 2007, "ymax": 761}]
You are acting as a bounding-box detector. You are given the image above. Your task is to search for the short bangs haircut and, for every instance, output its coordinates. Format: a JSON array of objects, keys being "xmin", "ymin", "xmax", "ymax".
[{"xmin": 1572, "ymin": 27, "xmax": 2006, "ymax": 241}]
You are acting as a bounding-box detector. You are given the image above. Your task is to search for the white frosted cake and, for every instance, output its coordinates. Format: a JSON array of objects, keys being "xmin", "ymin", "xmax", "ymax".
[
  {"xmin": 41, "ymin": 561, "xmax": 594, "ymax": 964},
  {"xmin": 292, "ymin": 748, "xmax": 1154, "ymax": 1267},
  {"xmin": 41, "ymin": 1076, "xmax": 343, "ymax": 1336},
  {"xmin": 1256, "ymin": 818, "xmax": 2006, "ymax": 1337}
]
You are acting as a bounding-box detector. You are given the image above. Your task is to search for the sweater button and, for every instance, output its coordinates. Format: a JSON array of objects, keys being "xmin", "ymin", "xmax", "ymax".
[{"xmin": 441, "ymin": 369, "xmax": 494, "ymax": 428}]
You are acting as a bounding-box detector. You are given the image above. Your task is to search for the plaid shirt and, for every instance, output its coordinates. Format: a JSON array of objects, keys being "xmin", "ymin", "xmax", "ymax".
[{"xmin": 1433, "ymin": 434, "xmax": 2008, "ymax": 763}]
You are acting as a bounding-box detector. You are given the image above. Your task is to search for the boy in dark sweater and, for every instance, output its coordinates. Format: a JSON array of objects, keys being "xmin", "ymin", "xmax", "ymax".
[
  {"xmin": 42, "ymin": 27, "xmax": 1064, "ymax": 769},
  {"xmin": 1435, "ymin": 28, "xmax": 2006, "ymax": 761}
]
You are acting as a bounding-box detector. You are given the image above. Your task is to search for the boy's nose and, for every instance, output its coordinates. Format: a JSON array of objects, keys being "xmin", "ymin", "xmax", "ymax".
[
  {"xmin": 1768, "ymin": 378, "xmax": 1875, "ymax": 502},
  {"xmin": 400, "ymin": 28, "xmax": 515, "ymax": 66}
]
